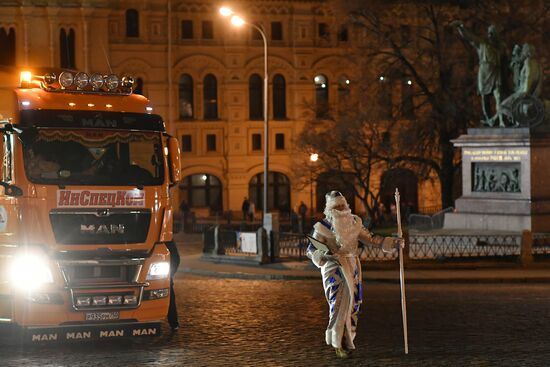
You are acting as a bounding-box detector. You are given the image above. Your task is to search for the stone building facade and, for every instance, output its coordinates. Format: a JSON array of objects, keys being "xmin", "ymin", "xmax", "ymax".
[{"xmin": 0, "ymin": 0, "xmax": 445, "ymax": 219}]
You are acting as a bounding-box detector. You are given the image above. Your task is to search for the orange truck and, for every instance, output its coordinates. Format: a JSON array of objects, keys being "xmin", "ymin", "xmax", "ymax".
[{"xmin": 0, "ymin": 67, "xmax": 181, "ymax": 343}]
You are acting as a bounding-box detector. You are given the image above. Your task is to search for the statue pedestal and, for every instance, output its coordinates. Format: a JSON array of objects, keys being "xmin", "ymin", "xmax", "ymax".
[{"xmin": 444, "ymin": 128, "xmax": 550, "ymax": 232}]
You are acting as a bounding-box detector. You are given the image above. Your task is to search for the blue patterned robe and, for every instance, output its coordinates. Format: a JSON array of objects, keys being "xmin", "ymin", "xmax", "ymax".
[{"xmin": 307, "ymin": 218, "xmax": 367, "ymax": 350}]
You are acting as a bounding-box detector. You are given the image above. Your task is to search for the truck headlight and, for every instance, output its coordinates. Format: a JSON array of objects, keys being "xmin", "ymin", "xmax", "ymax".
[
  {"xmin": 146, "ymin": 262, "xmax": 170, "ymax": 280},
  {"xmin": 9, "ymin": 253, "xmax": 53, "ymax": 291}
]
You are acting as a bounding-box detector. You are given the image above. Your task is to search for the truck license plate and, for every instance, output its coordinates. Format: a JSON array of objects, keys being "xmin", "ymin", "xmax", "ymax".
[{"xmin": 85, "ymin": 311, "xmax": 120, "ymax": 321}]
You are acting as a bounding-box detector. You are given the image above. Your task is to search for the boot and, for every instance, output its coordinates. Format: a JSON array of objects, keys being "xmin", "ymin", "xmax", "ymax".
[{"xmin": 335, "ymin": 347, "xmax": 349, "ymax": 359}]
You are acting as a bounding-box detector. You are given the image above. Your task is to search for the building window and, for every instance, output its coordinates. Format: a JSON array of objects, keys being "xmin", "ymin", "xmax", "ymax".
[
  {"xmin": 179, "ymin": 74, "xmax": 194, "ymax": 119},
  {"xmin": 0, "ymin": 27, "xmax": 15, "ymax": 66},
  {"xmin": 338, "ymin": 75, "xmax": 350, "ymax": 98},
  {"xmin": 378, "ymin": 76, "xmax": 392, "ymax": 119},
  {"xmin": 180, "ymin": 174, "xmax": 222, "ymax": 212},
  {"xmin": 202, "ymin": 20, "xmax": 213, "ymax": 39},
  {"xmin": 249, "ymin": 74, "xmax": 263, "ymax": 120},
  {"xmin": 271, "ymin": 22, "xmax": 283, "ymax": 41},
  {"xmin": 314, "ymin": 74, "xmax": 329, "ymax": 118},
  {"xmin": 318, "ymin": 23, "xmax": 329, "ymax": 39},
  {"xmin": 273, "ymin": 74, "xmax": 286, "ymax": 119},
  {"xmin": 402, "ymin": 79, "xmax": 414, "ymax": 119},
  {"xmin": 60, "ymin": 28, "xmax": 76, "ymax": 69},
  {"xmin": 275, "ymin": 133, "xmax": 285, "ymax": 150},
  {"xmin": 206, "ymin": 134, "xmax": 216, "ymax": 152},
  {"xmin": 181, "ymin": 135, "xmax": 192, "ymax": 152},
  {"xmin": 133, "ymin": 77, "xmax": 144, "ymax": 95},
  {"xmin": 203, "ymin": 74, "xmax": 218, "ymax": 119},
  {"xmin": 126, "ymin": 9, "xmax": 139, "ymax": 38},
  {"xmin": 181, "ymin": 20, "xmax": 193, "ymax": 39},
  {"xmin": 338, "ymin": 26, "xmax": 348, "ymax": 42},
  {"xmin": 252, "ymin": 133, "xmax": 262, "ymax": 151},
  {"xmin": 249, "ymin": 172, "xmax": 290, "ymax": 212}
]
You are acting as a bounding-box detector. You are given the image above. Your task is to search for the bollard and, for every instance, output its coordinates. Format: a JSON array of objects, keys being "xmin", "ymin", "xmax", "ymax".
[
  {"xmin": 257, "ymin": 227, "xmax": 269, "ymax": 264},
  {"xmin": 520, "ymin": 230, "xmax": 533, "ymax": 266},
  {"xmin": 213, "ymin": 225, "xmax": 225, "ymax": 255}
]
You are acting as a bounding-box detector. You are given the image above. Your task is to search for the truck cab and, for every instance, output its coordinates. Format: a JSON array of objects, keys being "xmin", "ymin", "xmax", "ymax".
[{"xmin": 0, "ymin": 68, "xmax": 181, "ymax": 343}]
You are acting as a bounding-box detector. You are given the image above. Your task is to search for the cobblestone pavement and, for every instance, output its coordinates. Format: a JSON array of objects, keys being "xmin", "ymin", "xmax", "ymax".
[{"xmin": 3, "ymin": 276, "xmax": 550, "ymax": 366}]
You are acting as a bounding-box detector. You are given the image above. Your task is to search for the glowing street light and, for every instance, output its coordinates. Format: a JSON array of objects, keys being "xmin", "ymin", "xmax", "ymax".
[{"xmin": 220, "ymin": 7, "xmax": 270, "ymax": 220}]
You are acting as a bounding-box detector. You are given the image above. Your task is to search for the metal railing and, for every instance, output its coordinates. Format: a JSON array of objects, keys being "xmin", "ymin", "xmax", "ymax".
[
  {"xmin": 409, "ymin": 233, "xmax": 521, "ymax": 259},
  {"xmin": 278, "ymin": 232, "xmax": 308, "ymax": 261}
]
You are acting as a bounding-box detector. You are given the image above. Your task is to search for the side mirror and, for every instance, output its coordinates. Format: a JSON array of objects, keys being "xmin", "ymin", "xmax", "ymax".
[
  {"xmin": 167, "ymin": 137, "xmax": 182, "ymax": 184},
  {"xmin": 0, "ymin": 182, "xmax": 22, "ymax": 197}
]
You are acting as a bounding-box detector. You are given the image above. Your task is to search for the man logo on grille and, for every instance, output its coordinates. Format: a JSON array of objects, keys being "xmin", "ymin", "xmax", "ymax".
[{"xmin": 80, "ymin": 224, "xmax": 125, "ymax": 234}]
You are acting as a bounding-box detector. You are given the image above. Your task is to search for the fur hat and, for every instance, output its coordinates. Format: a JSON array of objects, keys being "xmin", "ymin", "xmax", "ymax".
[{"xmin": 324, "ymin": 191, "xmax": 348, "ymax": 210}]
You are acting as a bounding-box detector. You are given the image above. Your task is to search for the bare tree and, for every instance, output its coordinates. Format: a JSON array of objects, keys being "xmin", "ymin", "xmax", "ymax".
[{"xmin": 295, "ymin": 107, "xmax": 394, "ymax": 224}]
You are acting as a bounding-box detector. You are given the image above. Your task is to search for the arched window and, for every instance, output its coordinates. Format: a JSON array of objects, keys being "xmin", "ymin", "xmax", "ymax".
[
  {"xmin": 314, "ymin": 74, "xmax": 329, "ymax": 118},
  {"xmin": 273, "ymin": 74, "xmax": 286, "ymax": 119},
  {"xmin": 203, "ymin": 74, "xmax": 218, "ymax": 119},
  {"xmin": 378, "ymin": 76, "xmax": 392, "ymax": 119},
  {"xmin": 249, "ymin": 74, "xmax": 263, "ymax": 120},
  {"xmin": 60, "ymin": 28, "xmax": 76, "ymax": 69},
  {"xmin": 133, "ymin": 77, "xmax": 144, "ymax": 95},
  {"xmin": 179, "ymin": 74, "xmax": 194, "ymax": 119},
  {"xmin": 180, "ymin": 174, "xmax": 223, "ymax": 213},
  {"xmin": 338, "ymin": 75, "xmax": 351, "ymax": 99},
  {"xmin": 401, "ymin": 79, "xmax": 414, "ymax": 119},
  {"xmin": 126, "ymin": 9, "xmax": 139, "ymax": 38},
  {"xmin": 337, "ymin": 75, "xmax": 350, "ymax": 114},
  {"xmin": 249, "ymin": 172, "xmax": 290, "ymax": 213},
  {"xmin": 0, "ymin": 27, "xmax": 15, "ymax": 66}
]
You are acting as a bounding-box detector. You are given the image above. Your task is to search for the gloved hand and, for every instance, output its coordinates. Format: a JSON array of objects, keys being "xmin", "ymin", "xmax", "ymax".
[
  {"xmin": 394, "ymin": 238, "xmax": 405, "ymax": 249},
  {"xmin": 381, "ymin": 237, "xmax": 405, "ymax": 253}
]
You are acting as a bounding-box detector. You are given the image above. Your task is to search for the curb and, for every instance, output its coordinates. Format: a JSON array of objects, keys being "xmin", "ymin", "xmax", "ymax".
[
  {"xmin": 179, "ymin": 267, "xmax": 319, "ymax": 281},
  {"xmin": 178, "ymin": 267, "xmax": 550, "ymax": 284}
]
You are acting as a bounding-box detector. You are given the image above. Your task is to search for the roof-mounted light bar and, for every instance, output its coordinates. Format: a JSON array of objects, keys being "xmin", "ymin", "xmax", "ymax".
[{"xmin": 19, "ymin": 71, "xmax": 136, "ymax": 95}]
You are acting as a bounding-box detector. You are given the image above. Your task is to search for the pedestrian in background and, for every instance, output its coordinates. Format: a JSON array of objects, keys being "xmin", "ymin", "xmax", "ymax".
[
  {"xmin": 179, "ymin": 199, "xmax": 189, "ymax": 232},
  {"xmin": 241, "ymin": 197, "xmax": 250, "ymax": 221},
  {"xmin": 248, "ymin": 201, "xmax": 256, "ymax": 222},
  {"xmin": 298, "ymin": 201, "xmax": 307, "ymax": 233}
]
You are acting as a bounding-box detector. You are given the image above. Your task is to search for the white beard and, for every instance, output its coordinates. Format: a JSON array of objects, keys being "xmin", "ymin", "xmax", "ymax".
[{"xmin": 328, "ymin": 208, "xmax": 361, "ymax": 249}]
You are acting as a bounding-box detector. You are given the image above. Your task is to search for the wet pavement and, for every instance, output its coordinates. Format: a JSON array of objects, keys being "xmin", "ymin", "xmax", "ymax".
[{"xmin": 3, "ymin": 276, "xmax": 550, "ymax": 366}]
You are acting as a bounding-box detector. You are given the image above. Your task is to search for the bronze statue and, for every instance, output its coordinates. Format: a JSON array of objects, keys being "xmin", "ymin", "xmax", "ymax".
[{"xmin": 452, "ymin": 22, "xmax": 508, "ymax": 127}]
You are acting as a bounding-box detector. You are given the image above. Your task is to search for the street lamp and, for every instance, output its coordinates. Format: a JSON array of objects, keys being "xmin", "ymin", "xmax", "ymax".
[
  {"xmin": 220, "ymin": 7, "xmax": 269, "ymax": 220},
  {"xmin": 309, "ymin": 153, "xmax": 318, "ymax": 222}
]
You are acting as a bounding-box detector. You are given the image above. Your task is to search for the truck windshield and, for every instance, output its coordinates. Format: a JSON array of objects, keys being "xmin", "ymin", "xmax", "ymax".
[{"xmin": 21, "ymin": 129, "xmax": 164, "ymax": 186}]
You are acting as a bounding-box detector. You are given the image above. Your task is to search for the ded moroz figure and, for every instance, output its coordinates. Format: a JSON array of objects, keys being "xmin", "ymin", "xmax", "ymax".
[{"xmin": 306, "ymin": 191, "xmax": 404, "ymax": 359}]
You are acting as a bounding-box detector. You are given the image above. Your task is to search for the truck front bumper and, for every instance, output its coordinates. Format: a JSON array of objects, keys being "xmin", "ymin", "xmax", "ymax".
[{"xmin": 1, "ymin": 320, "xmax": 162, "ymax": 343}]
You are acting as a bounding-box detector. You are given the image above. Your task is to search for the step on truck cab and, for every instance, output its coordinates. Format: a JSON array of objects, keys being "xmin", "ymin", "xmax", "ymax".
[{"xmin": 0, "ymin": 68, "xmax": 182, "ymax": 343}]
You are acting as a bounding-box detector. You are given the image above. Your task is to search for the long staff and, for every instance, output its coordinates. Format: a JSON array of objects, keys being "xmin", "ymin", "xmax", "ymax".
[{"xmin": 395, "ymin": 188, "xmax": 409, "ymax": 354}]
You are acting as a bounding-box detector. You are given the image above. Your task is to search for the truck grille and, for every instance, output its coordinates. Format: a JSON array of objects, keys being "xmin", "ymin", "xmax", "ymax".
[
  {"xmin": 58, "ymin": 258, "xmax": 146, "ymax": 310},
  {"xmin": 50, "ymin": 208, "xmax": 151, "ymax": 244}
]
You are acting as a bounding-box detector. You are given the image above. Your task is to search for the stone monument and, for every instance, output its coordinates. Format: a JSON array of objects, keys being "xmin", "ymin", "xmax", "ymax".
[{"xmin": 444, "ymin": 24, "xmax": 550, "ymax": 232}]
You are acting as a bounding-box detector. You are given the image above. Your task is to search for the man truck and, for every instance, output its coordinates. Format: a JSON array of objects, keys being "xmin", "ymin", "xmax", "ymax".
[{"xmin": 0, "ymin": 67, "xmax": 181, "ymax": 343}]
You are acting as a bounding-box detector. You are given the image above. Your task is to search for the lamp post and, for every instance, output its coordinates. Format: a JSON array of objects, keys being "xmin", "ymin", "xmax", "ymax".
[
  {"xmin": 309, "ymin": 153, "xmax": 318, "ymax": 223},
  {"xmin": 220, "ymin": 7, "xmax": 269, "ymax": 221}
]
